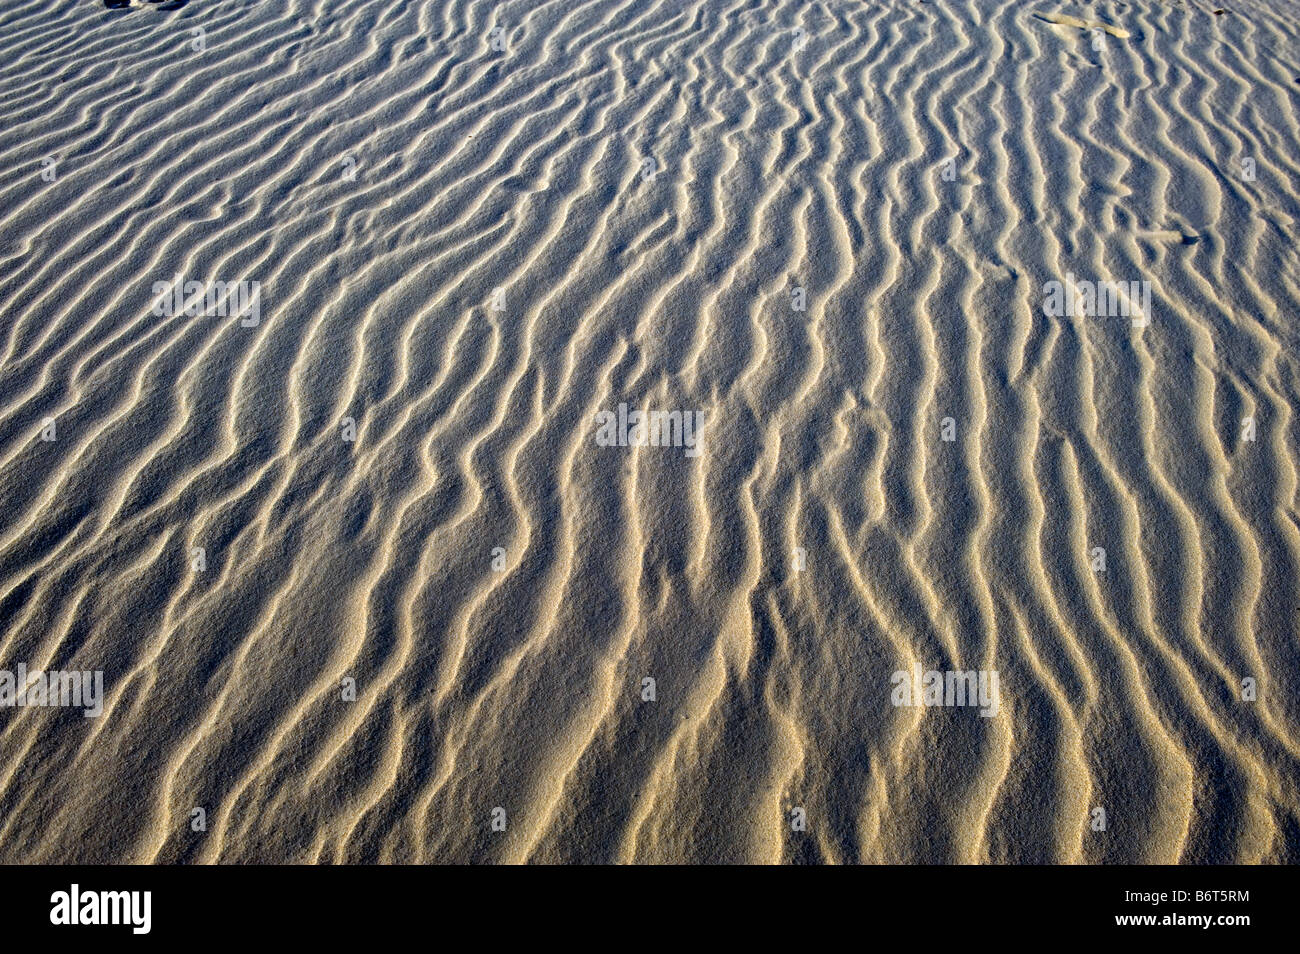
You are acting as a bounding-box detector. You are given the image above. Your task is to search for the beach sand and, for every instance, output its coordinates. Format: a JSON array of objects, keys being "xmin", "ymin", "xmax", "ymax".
[{"xmin": 0, "ymin": 0, "xmax": 1298, "ymax": 863}]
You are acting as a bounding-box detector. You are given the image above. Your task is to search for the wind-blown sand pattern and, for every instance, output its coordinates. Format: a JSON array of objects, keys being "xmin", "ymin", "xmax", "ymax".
[{"xmin": 0, "ymin": 0, "xmax": 1298, "ymax": 865}]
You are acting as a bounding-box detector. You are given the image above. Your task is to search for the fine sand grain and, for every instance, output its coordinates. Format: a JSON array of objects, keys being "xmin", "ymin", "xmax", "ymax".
[{"xmin": 0, "ymin": 0, "xmax": 1298, "ymax": 863}]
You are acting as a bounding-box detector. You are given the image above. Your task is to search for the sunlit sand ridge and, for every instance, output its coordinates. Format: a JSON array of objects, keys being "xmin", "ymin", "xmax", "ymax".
[{"xmin": 0, "ymin": 0, "xmax": 1298, "ymax": 863}]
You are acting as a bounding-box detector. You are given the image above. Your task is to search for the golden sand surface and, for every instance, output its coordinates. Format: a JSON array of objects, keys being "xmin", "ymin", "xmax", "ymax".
[{"xmin": 0, "ymin": 0, "xmax": 1297, "ymax": 863}]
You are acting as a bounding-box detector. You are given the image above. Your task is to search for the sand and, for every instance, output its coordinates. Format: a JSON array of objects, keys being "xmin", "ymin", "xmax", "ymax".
[{"xmin": 0, "ymin": 0, "xmax": 1297, "ymax": 864}]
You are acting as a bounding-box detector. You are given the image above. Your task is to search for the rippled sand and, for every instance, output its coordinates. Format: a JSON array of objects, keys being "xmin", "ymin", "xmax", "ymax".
[{"xmin": 0, "ymin": 0, "xmax": 1298, "ymax": 864}]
